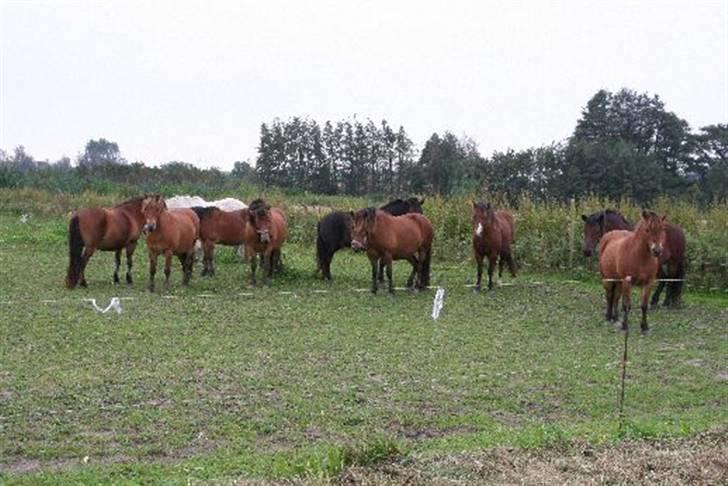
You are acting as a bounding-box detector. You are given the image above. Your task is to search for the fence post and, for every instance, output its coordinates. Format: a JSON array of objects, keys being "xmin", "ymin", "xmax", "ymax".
[{"xmin": 569, "ymin": 197, "xmax": 576, "ymax": 269}]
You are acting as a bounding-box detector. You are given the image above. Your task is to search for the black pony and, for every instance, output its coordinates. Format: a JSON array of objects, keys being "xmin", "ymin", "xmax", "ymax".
[{"xmin": 316, "ymin": 197, "xmax": 425, "ymax": 280}]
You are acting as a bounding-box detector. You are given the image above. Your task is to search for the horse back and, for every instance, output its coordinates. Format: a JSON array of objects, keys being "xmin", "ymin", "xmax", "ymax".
[
  {"xmin": 660, "ymin": 222, "xmax": 686, "ymax": 267},
  {"xmin": 495, "ymin": 211, "xmax": 515, "ymax": 244},
  {"xmin": 403, "ymin": 213, "xmax": 434, "ymax": 246},
  {"xmin": 270, "ymin": 208, "xmax": 288, "ymax": 247},
  {"xmin": 318, "ymin": 211, "xmax": 352, "ymax": 250}
]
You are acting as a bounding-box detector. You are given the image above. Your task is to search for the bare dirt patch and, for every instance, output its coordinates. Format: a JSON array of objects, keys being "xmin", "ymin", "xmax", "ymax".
[{"xmin": 335, "ymin": 428, "xmax": 728, "ymax": 485}]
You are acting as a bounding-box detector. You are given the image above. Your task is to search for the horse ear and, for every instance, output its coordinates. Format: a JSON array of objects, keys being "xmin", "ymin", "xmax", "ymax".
[
  {"xmin": 661, "ymin": 214, "xmax": 667, "ymax": 222},
  {"xmin": 642, "ymin": 210, "xmax": 650, "ymax": 220},
  {"xmin": 419, "ymin": 197, "xmax": 425, "ymax": 205},
  {"xmin": 581, "ymin": 214, "xmax": 588, "ymax": 222},
  {"xmin": 349, "ymin": 210, "xmax": 355, "ymax": 218},
  {"xmin": 485, "ymin": 202, "xmax": 491, "ymax": 210}
]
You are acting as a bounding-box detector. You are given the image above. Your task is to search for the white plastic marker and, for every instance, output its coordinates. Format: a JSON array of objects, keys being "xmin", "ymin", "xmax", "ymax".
[
  {"xmin": 86, "ymin": 297, "xmax": 122, "ymax": 314},
  {"xmin": 431, "ymin": 287, "xmax": 445, "ymax": 320}
]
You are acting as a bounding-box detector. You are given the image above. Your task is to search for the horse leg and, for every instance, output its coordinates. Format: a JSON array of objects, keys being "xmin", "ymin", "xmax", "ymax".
[
  {"xmin": 383, "ymin": 255, "xmax": 394, "ymax": 294},
  {"xmin": 504, "ymin": 250, "xmax": 517, "ymax": 277},
  {"xmin": 125, "ymin": 241, "xmax": 136, "ymax": 284},
  {"xmin": 204, "ymin": 241, "xmax": 215, "ymax": 277},
  {"xmin": 79, "ymin": 246, "xmax": 96, "ymax": 287},
  {"xmin": 378, "ymin": 259, "xmax": 385, "ymax": 283},
  {"xmin": 487, "ymin": 255, "xmax": 497, "ymax": 290},
  {"xmin": 263, "ymin": 251, "xmax": 273, "ymax": 285},
  {"xmin": 113, "ymin": 249, "xmax": 122, "ymax": 284},
  {"xmin": 164, "ymin": 250, "xmax": 172, "ymax": 288},
  {"xmin": 474, "ymin": 254, "xmax": 484, "ymax": 292},
  {"xmin": 604, "ymin": 282, "xmax": 615, "ymax": 322},
  {"xmin": 249, "ymin": 251, "xmax": 257, "ymax": 286},
  {"xmin": 369, "ymin": 255, "xmax": 379, "ymax": 294},
  {"xmin": 148, "ymin": 250, "xmax": 158, "ymax": 292},
  {"xmin": 650, "ymin": 280, "xmax": 665, "ymax": 309},
  {"xmin": 182, "ymin": 253, "xmax": 193, "ymax": 285},
  {"xmin": 322, "ymin": 251, "xmax": 333, "ymax": 280},
  {"xmin": 640, "ymin": 285, "xmax": 652, "ymax": 336},
  {"xmin": 619, "ymin": 280, "xmax": 632, "ymax": 334},
  {"xmin": 406, "ymin": 256, "xmax": 418, "ymax": 289},
  {"xmin": 498, "ymin": 255, "xmax": 504, "ymax": 279}
]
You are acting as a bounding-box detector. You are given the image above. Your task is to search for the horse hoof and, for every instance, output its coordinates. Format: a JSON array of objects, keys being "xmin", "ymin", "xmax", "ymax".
[
  {"xmin": 641, "ymin": 328, "xmax": 652, "ymax": 337},
  {"xmin": 80, "ymin": 280, "xmax": 88, "ymax": 288},
  {"xmin": 473, "ymin": 286, "xmax": 481, "ymax": 293},
  {"xmin": 126, "ymin": 276, "xmax": 133, "ymax": 285},
  {"xmin": 113, "ymin": 275, "xmax": 120, "ymax": 284}
]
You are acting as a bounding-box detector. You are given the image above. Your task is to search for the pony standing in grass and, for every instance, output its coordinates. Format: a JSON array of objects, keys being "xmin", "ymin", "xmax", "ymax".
[
  {"xmin": 471, "ymin": 202, "xmax": 517, "ymax": 291},
  {"xmin": 244, "ymin": 199, "xmax": 288, "ymax": 286},
  {"xmin": 66, "ymin": 196, "xmax": 147, "ymax": 289},
  {"xmin": 582, "ymin": 209, "xmax": 686, "ymax": 307},
  {"xmin": 350, "ymin": 208, "xmax": 433, "ymax": 294},
  {"xmin": 192, "ymin": 207, "xmax": 250, "ymax": 277},
  {"xmin": 141, "ymin": 195, "xmax": 200, "ymax": 292},
  {"xmin": 599, "ymin": 211, "xmax": 667, "ymax": 336}
]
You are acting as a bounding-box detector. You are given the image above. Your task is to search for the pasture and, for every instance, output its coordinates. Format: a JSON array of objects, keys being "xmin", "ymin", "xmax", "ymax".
[{"xmin": 0, "ymin": 210, "xmax": 726, "ymax": 483}]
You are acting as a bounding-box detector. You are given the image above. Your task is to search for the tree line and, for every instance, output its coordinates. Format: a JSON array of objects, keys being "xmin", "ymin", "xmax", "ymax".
[{"xmin": 1, "ymin": 88, "xmax": 726, "ymax": 203}]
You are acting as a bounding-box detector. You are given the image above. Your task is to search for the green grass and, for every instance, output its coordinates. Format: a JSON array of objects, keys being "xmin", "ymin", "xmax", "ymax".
[{"xmin": 0, "ymin": 213, "xmax": 726, "ymax": 483}]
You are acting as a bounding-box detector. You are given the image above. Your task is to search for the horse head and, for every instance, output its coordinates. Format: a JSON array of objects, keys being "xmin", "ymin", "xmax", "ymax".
[
  {"xmin": 350, "ymin": 207, "xmax": 376, "ymax": 251},
  {"xmin": 581, "ymin": 211, "xmax": 605, "ymax": 257},
  {"xmin": 472, "ymin": 201, "xmax": 495, "ymax": 238},
  {"xmin": 639, "ymin": 210, "xmax": 667, "ymax": 257},
  {"xmin": 141, "ymin": 195, "xmax": 167, "ymax": 234},
  {"xmin": 405, "ymin": 196, "xmax": 425, "ymax": 214},
  {"xmin": 248, "ymin": 199, "xmax": 273, "ymax": 243}
]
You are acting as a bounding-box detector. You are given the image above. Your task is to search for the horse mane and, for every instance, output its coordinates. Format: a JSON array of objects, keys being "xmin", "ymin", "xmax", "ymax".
[
  {"xmin": 249, "ymin": 198, "xmax": 269, "ymax": 216},
  {"xmin": 604, "ymin": 208, "xmax": 630, "ymax": 226},
  {"xmin": 191, "ymin": 206, "xmax": 218, "ymax": 220}
]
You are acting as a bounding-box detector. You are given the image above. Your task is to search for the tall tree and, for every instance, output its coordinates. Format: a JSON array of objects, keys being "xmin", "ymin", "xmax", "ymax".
[{"xmin": 78, "ymin": 138, "xmax": 126, "ymax": 167}]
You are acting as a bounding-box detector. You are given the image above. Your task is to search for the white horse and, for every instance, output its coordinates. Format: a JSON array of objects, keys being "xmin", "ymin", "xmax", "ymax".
[{"xmin": 166, "ymin": 195, "xmax": 248, "ymax": 258}]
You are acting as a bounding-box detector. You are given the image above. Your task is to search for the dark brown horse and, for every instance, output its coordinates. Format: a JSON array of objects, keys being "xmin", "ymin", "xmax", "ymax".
[
  {"xmin": 316, "ymin": 197, "xmax": 425, "ymax": 281},
  {"xmin": 141, "ymin": 195, "xmax": 200, "ymax": 291},
  {"xmin": 66, "ymin": 196, "xmax": 147, "ymax": 288},
  {"xmin": 582, "ymin": 209, "xmax": 686, "ymax": 307},
  {"xmin": 192, "ymin": 207, "xmax": 249, "ymax": 277},
  {"xmin": 472, "ymin": 202, "xmax": 517, "ymax": 291},
  {"xmin": 244, "ymin": 199, "xmax": 287, "ymax": 285},
  {"xmin": 599, "ymin": 211, "xmax": 667, "ymax": 336},
  {"xmin": 350, "ymin": 208, "xmax": 433, "ymax": 294}
]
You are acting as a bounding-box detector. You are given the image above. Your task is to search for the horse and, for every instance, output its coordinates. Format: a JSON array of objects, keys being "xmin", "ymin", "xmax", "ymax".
[
  {"xmin": 582, "ymin": 209, "xmax": 686, "ymax": 307},
  {"xmin": 140, "ymin": 195, "xmax": 200, "ymax": 292},
  {"xmin": 350, "ymin": 208, "xmax": 433, "ymax": 294},
  {"xmin": 471, "ymin": 202, "xmax": 517, "ymax": 291},
  {"xmin": 66, "ymin": 196, "xmax": 147, "ymax": 289},
  {"xmin": 191, "ymin": 207, "xmax": 250, "ymax": 277},
  {"xmin": 316, "ymin": 197, "xmax": 425, "ymax": 280},
  {"xmin": 244, "ymin": 199, "xmax": 287, "ymax": 285},
  {"xmin": 599, "ymin": 211, "xmax": 667, "ymax": 336}
]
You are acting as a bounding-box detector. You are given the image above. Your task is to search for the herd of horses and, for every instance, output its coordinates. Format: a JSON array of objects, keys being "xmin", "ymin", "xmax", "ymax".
[{"xmin": 65, "ymin": 195, "xmax": 687, "ymax": 335}]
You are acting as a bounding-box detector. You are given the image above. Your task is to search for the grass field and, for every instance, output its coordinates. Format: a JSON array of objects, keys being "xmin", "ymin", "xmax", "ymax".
[{"xmin": 0, "ymin": 212, "xmax": 726, "ymax": 483}]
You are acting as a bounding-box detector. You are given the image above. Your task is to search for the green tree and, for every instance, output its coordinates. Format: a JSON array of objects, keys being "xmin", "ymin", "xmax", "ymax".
[{"xmin": 78, "ymin": 138, "xmax": 126, "ymax": 167}]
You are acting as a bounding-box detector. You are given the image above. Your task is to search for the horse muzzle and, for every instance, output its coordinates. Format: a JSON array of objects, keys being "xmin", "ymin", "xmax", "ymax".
[
  {"xmin": 650, "ymin": 244, "xmax": 663, "ymax": 257},
  {"xmin": 351, "ymin": 240, "xmax": 366, "ymax": 252},
  {"xmin": 257, "ymin": 231, "xmax": 271, "ymax": 243},
  {"xmin": 583, "ymin": 247, "xmax": 593, "ymax": 257},
  {"xmin": 142, "ymin": 223, "xmax": 156, "ymax": 234}
]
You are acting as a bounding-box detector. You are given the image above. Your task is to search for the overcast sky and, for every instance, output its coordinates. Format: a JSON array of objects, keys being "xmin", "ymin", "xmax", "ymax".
[{"xmin": 1, "ymin": 0, "xmax": 726, "ymax": 170}]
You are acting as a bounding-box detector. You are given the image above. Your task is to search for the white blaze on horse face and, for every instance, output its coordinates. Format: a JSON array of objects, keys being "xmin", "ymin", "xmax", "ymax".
[{"xmin": 476, "ymin": 222, "xmax": 483, "ymax": 237}]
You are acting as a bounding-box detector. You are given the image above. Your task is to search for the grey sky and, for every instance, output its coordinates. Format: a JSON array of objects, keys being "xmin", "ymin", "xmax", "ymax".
[{"xmin": 1, "ymin": 0, "xmax": 726, "ymax": 170}]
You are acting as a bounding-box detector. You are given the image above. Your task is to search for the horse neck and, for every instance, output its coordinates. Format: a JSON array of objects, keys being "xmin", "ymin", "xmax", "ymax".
[
  {"xmin": 624, "ymin": 226, "xmax": 653, "ymax": 259},
  {"xmin": 120, "ymin": 200, "xmax": 146, "ymax": 224}
]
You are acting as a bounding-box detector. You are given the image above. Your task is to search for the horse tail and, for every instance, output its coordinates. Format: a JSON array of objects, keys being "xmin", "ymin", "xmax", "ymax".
[
  {"xmin": 421, "ymin": 245, "xmax": 432, "ymax": 288},
  {"xmin": 669, "ymin": 254, "xmax": 687, "ymax": 305},
  {"xmin": 66, "ymin": 214, "xmax": 84, "ymax": 289}
]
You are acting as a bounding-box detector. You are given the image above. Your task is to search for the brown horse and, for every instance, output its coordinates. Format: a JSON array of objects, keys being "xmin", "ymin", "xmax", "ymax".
[
  {"xmin": 472, "ymin": 202, "xmax": 517, "ymax": 291},
  {"xmin": 350, "ymin": 208, "xmax": 433, "ymax": 294},
  {"xmin": 141, "ymin": 195, "xmax": 200, "ymax": 292},
  {"xmin": 599, "ymin": 211, "xmax": 667, "ymax": 336},
  {"xmin": 66, "ymin": 196, "xmax": 147, "ymax": 289},
  {"xmin": 244, "ymin": 199, "xmax": 287, "ymax": 285},
  {"xmin": 582, "ymin": 209, "xmax": 687, "ymax": 307},
  {"xmin": 192, "ymin": 207, "xmax": 249, "ymax": 277}
]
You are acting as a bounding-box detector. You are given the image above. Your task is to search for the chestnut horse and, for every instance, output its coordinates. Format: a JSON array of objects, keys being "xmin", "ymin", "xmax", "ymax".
[
  {"xmin": 599, "ymin": 211, "xmax": 667, "ymax": 336},
  {"xmin": 350, "ymin": 208, "xmax": 433, "ymax": 294},
  {"xmin": 582, "ymin": 209, "xmax": 686, "ymax": 307},
  {"xmin": 244, "ymin": 199, "xmax": 287, "ymax": 285},
  {"xmin": 316, "ymin": 197, "xmax": 425, "ymax": 281},
  {"xmin": 141, "ymin": 195, "xmax": 200, "ymax": 291},
  {"xmin": 472, "ymin": 202, "xmax": 517, "ymax": 291},
  {"xmin": 66, "ymin": 196, "xmax": 147, "ymax": 288},
  {"xmin": 192, "ymin": 207, "xmax": 249, "ymax": 276}
]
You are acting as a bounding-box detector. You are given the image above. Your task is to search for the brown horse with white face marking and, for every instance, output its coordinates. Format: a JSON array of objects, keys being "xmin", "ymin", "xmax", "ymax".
[
  {"xmin": 192, "ymin": 207, "xmax": 249, "ymax": 277},
  {"xmin": 66, "ymin": 196, "xmax": 147, "ymax": 288},
  {"xmin": 141, "ymin": 195, "xmax": 200, "ymax": 292},
  {"xmin": 244, "ymin": 199, "xmax": 287, "ymax": 286},
  {"xmin": 472, "ymin": 202, "xmax": 517, "ymax": 291},
  {"xmin": 599, "ymin": 211, "xmax": 667, "ymax": 336},
  {"xmin": 350, "ymin": 208, "xmax": 433, "ymax": 294}
]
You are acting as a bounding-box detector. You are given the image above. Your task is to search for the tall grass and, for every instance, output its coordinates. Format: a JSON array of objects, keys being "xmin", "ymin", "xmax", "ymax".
[{"xmin": 1, "ymin": 188, "xmax": 725, "ymax": 289}]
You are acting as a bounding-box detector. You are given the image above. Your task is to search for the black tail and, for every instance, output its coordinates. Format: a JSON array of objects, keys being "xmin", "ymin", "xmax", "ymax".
[
  {"xmin": 668, "ymin": 257, "xmax": 687, "ymax": 305},
  {"xmin": 420, "ymin": 246, "xmax": 432, "ymax": 288},
  {"xmin": 66, "ymin": 215, "xmax": 83, "ymax": 289}
]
